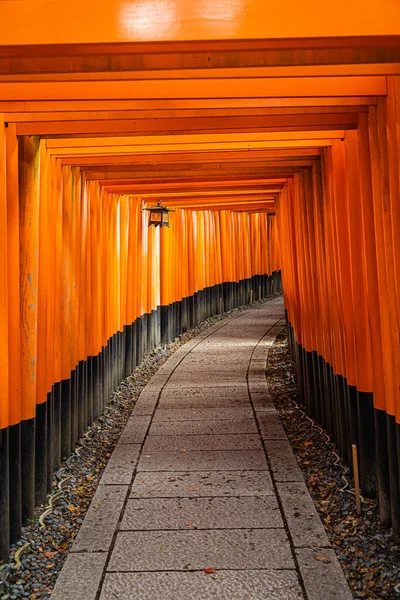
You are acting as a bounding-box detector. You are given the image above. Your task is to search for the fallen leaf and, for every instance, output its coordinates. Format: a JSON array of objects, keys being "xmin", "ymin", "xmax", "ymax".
[
  {"xmin": 188, "ymin": 488, "xmax": 197, "ymax": 492},
  {"xmin": 304, "ymin": 441, "xmax": 313, "ymax": 447},
  {"xmin": 203, "ymin": 568, "xmax": 215, "ymax": 574},
  {"xmin": 67, "ymin": 505, "xmax": 77, "ymax": 512},
  {"xmin": 315, "ymin": 556, "xmax": 331, "ymax": 563},
  {"xmin": 44, "ymin": 551, "xmax": 57, "ymax": 558}
]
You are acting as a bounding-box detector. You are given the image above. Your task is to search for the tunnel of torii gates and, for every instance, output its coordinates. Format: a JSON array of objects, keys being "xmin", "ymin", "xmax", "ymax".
[{"xmin": 0, "ymin": 0, "xmax": 400, "ymax": 560}]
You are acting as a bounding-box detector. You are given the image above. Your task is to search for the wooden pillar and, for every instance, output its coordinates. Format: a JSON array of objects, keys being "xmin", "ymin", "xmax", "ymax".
[
  {"xmin": 6, "ymin": 123, "xmax": 23, "ymax": 543},
  {"xmin": 18, "ymin": 135, "xmax": 41, "ymax": 521},
  {"xmin": 0, "ymin": 116, "xmax": 10, "ymax": 558}
]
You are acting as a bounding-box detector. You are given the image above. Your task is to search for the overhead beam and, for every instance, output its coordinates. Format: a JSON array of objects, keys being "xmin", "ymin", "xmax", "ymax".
[
  {"xmin": 80, "ymin": 178, "xmax": 288, "ymax": 191},
  {"xmin": 1, "ymin": 63, "xmax": 400, "ymax": 82},
  {"xmin": 61, "ymin": 148, "xmax": 321, "ymax": 166},
  {"xmin": 47, "ymin": 140, "xmax": 335, "ymax": 159},
  {"xmin": 15, "ymin": 113, "xmax": 358, "ymax": 137},
  {"xmin": 0, "ymin": 2, "xmax": 399, "ymax": 45},
  {"xmin": 0, "ymin": 97, "xmax": 377, "ymax": 113},
  {"xmin": 0, "ymin": 76, "xmax": 386, "ymax": 101},
  {"xmin": 3, "ymin": 107, "xmax": 367, "ymax": 123},
  {"xmin": 118, "ymin": 198, "xmax": 279, "ymax": 207},
  {"xmin": 174, "ymin": 203, "xmax": 277, "ymax": 211},
  {"xmin": 121, "ymin": 190, "xmax": 283, "ymax": 199},
  {"xmin": 45, "ymin": 130, "xmax": 346, "ymax": 149}
]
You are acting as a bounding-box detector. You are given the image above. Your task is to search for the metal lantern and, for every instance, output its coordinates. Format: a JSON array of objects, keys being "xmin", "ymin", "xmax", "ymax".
[{"xmin": 143, "ymin": 200, "xmax": 174, "ymax": 228}]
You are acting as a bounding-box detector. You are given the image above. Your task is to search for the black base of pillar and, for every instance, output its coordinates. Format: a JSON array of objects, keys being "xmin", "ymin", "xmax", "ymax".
[{"xmin": 0, "ymin": 427, "xmax": 10, "ymax": 559}]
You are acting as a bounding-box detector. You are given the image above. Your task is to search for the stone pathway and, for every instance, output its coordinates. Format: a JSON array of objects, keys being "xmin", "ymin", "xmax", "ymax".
[{"xmin": 51, "ymin": 298, "xmax": 352, "ymax": 600}]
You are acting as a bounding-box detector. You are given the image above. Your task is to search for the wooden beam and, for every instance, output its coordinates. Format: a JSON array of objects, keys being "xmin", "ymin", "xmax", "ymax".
[
  {"xmin": 0, "ymin": 2, "xmax": 399, "ymax": 45},
  {"xmin": 0, "ymin": 97, "xmax": 377, "ymax": 113},
  {"xmin": 3, "ymin": 106, "xmax": 367, "ymax": 123},
  {"xmin": 15, "ymin": 113, "xmax": 358, "ymax": 137},
  {"xmin": 80, "ymin": 178, "xmax": 288, "ymax": 191},
  {"xmin": 1, "ymin": 63, "xmax": 399, "ymax": 82},
  {"xmin": 61, "ymin": 148, "xmax": 321, "ymax": 166},
  {"xmin": 0, "ymin": 77, "xmax": 386, "ymax": 101},
  {"xmin": 45, "ymin": 130, "xmax": 346, "ymax": 149}
]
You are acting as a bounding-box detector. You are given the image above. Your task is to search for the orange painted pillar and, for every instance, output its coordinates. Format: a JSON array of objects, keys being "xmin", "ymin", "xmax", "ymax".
[
  {"xmin": 368, "ymin": 100, "xmax": 399, "ymax": 419},
  {"xmin": 36, "ymin": 141, "xmax": 50, "ymax": 407},
  {"xmin": 0, "ymin": 118, "xmax": 9, "ymax": 424},
  {"xmin": 18, "ymin": 135, "xmax": 41, "ymax": 518},
  {"xmin": 385, "ymin": 77, "xmax": 400, "ymax": 423},
  {"xmin": 0, "ymin": 115, "xmax": 10, "ymax": 556},
  {"xmin": 52, "ymin": 158, "xmax": 63, "ymax": 385},
  {"xmin": 5, "ymin": 124, "xmax": 20, "ymax": 429}
]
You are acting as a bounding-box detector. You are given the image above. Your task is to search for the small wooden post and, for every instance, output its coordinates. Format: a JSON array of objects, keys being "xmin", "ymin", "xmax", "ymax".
[
  {"xmin": 352, "ymin": 444, "xmax": 361, "ymax": 515},
  {"xmin": 258, "ymin": 285, "xmax": 261, "ymax": 301},
  {"xmin": 219, "ymin": 296, "xmax": 223, "ymax": 314},
  {"xmin": 250, "ymin": 289, "xmax": 253, "ymax": 304}
]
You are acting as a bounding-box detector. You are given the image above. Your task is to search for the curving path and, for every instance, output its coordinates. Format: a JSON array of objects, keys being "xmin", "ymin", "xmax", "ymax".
[{"xmin": 52, "ymin": 297, "xmax": 352, "ymax": 600}]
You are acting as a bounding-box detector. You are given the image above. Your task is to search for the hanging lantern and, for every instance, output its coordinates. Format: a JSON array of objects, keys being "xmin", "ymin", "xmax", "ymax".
[{"xmin": 143, "ymin": 200, "xmax": 174, "ymax": 228}]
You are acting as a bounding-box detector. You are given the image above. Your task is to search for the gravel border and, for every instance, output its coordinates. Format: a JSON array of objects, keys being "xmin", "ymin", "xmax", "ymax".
[
  {"xmin": 0, "ymin": 297, "xmax": 279, "ymax": 600},
  {"xmin": 268, "ymin": 330, "xmax": 400, "ymax": 599}
]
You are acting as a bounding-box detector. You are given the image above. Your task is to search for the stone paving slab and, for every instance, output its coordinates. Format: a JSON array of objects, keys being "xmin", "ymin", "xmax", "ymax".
[
  {"xmin": 193, "ymin": 340, "xmax": 259, "ymax": 350},
  {"xmin": 156, "ymin": 350, "xmax": 188, "ymax": 368},
  {"xmin": 143, "ymin": 373, "xmax": 170, "ymax": 387},
  {"xmin": 179, "ymin": 352, "xmax": 253, "ymax": 363},
  {"xmin": 51, "ymin": 553, "xmax": 108, "ymax": 600},
  {"xmin": 107, "ymin": 529, "xmax": 294, "ymax": 571},
  {"xmin": 248, "ymin": 367, "xmax": 266, "ymax": 378},
  {"xmin": 249, "ymin": 357, "xmax": 268, "ymax": 366},
  {"xmin": 251, "ymin": 392, "xmax": 276, "ymax": 410},
  {"xmin": 130, "ymin": 470, "xmax": 275, "ymax": 497},
  {"xmin": 118, "ymin": 414, "xmax": 152, "ymax": 444},
  {"xmin": 100, "ymin": 570, "xmax": 303, "ymax": 600},
  {"xmin": 165, "ymin": 373, "xmax": 248, "ymax": 387},
  {"xmin": 172, "ymin": 364, "xmax": 248, "ymax": 374},
  {"xmin": 121, "ymin": 496, "xmax": 282, "ymax": 530},
  {"xmin": 159, "ymin": 386, "xmax": 249, "ymax": 402},
  {"xmin": 187, "ymin": 341, "xmax": 254, "ymax": 350},
  {"xmin": 72, "ymin": 485, "xmax": 129, "ymax": 553},
  {"xmin": 157, "ymin": 393, "xmax": 250, "ymax": 410},
  {"xmin": 131, "ymin": 392, "xmax": 159, "ymax": 415},
  {"xmin": 265, "ymin": 439, "xmax": 305, "ymax": 482},
  {"xmin": 143, "ymin": 433, "xmax": 262, "ymax": 452},
  {"xmin": 257, "ymin": 413, "xmax": 287, "ymax": 439},
  {"xmin": 276, "ymin": 482, "xmax": 331, "ymax": 548},
  {"xmin": 137, "ymin": 449, "xmax": 268, "ymax": 472},
  {"xmin": 148, "ymin": 418, "xmax": 258, "ymax": 436},
  {"xmin": 100, "ymin": 444, "xmax": 141, "ymax": 485},
  {"xmin": 153, "ymin": 407, "xmax": 254, "ymax": 422},
  {"xmin": 295, "ymin": 548, "xmax": 353, "ymax": 600},
  {"xmin": 249, "ymin": 382, "xmax": 271, "ymax": 394}
]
